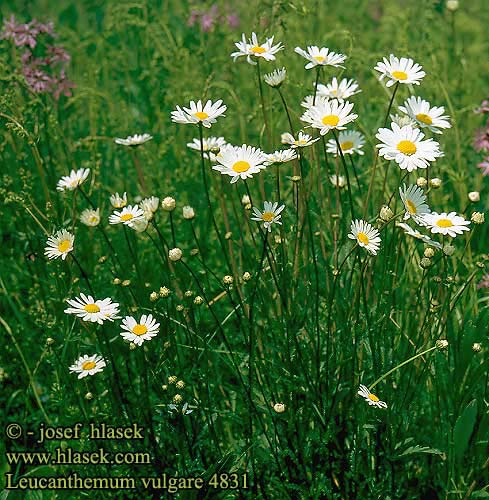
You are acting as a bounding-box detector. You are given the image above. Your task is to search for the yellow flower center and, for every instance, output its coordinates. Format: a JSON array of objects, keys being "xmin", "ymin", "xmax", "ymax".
[
  {"xmin": 57, "ymin": 239, "xmax": 71, "ymax": 253},
  {"xmin": 436, "ymin": 218, "xmax": 454, "ymax": 228},
  {"xmin": 406, "ymin": 199, "xmax": 417, "ymax": 214},
  {"xmin": 232, "ymin": 160, "xmax": 251, "ymax": 173},
  {"xmin": 416, "ymin": 113, "xmax": 433, "ymax": 125},
  {"xmin": 250, "ymin": 46, "xmax": 266, "ymax": 54},
  {"xmin": 341, "ymin": 141, "xmax": 354, "ymax": 150},
  {"xmin": 357, "ymin": 232, "xmax": 369, "ymax": 245},
  {"xmin": 297, "ymin": 139, "xmax": 307, "ymax": 146},
  {"xmin": 397, "ymin": 140, "xmax": 417, "ymax": 155},
  {"xmin": 84, "ymin": 304, "xmax": 100, "ymax": 313},
  {"xmin": 262, "ymin": 212, "xmax": 274, "ymax": 222},
  {"xmin": 313, "ymin": 55, "xmax": 325, "ymax": 62},
  {"xmin": 132, "ymin": 324, "xmax": 148, "ymax": 336},
  {"xmin": 368, "ymin": 393, "xmax": 380, "ymax": 402},
  {"xmin": 322, "ymin": 114, "xmax": 340, "ymax": 127},
  {"xmin": 194, "ymin": 111, "xmax": 209, "ymax": 120},
  {"xmin": 82, "ymin": 361, "xmax": 96, "ymax": 371},
  {"xmin": 120, "ymin": 213, "xmax": 134, "ymax": 221},
  {"xmin": 89, "ymin": 216, "xmax": 98, "ymax": 223},
  {"xmin": 392, "ymin": 70, "xmax": 408, "ymax": 80}
]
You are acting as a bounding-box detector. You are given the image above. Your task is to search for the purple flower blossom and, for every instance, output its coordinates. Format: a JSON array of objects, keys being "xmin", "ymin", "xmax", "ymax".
[
  {"xmin": 227, "ymin": 13, "xmax": 240, "ymax": 29},
  {"xmin": 477, "ymin": 273, "xmax": 489, "ymax": 289},
  {"xmin": 473, "ymin": 127, "xmax": 489, "ymax": 152},
  {"xmin": 475, "ymin": 100, "xmax": 489, "ymax": 114},
  {"xmin": 187, "ymin": 10, "xmax": 199, "ymax": 27},
  {"xmin": 478, "ymin": 158, "xmax": 489, "ymax": 176}
]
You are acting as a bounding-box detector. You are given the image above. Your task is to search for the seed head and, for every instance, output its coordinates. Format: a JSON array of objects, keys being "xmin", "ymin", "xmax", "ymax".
[{"xmin": 161, "ymin": 196, "xmax": 176, "ymax": 211}]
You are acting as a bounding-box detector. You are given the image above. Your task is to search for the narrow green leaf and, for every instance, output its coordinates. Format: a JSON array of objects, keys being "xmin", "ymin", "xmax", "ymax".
[{"xmin": 453, "ymin": 399, "xmax": 478, "ymax": 462}]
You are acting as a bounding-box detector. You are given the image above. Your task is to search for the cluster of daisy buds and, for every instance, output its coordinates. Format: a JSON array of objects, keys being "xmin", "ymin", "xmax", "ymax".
[{"xmin": 1, "ymin": 15, "xmax": 75, "ymax": 99}]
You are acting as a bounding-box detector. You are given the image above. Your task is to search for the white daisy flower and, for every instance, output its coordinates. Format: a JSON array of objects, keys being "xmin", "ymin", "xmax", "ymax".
[
  {"xmin": 326, "ymin": 130, "xmax": 365, "ymax": 156},
  {"xmin": 251, "ymin": 201, "xmax": 285, "ymax": 232},
  {"xmin": 120, "ymin": 314, "xmax": 160, "ymax": 346},
  {"xmin": 316, "ymin": 77, "xmax": 361, "ymax": 101},
  {"xmin": 108, "ymin": 205, "xmax": 145, "ymax": 226},
  {"xmin": 294, "ymin": 46, "xmax": 347, "ymax": 70},
  {"xmin": 44, "ymin": 229, "xmax": 74, "ymax": 260},
  {"xmin": 358, "ymin": 384, "xmax": 387, "ymax": 409},
  {"xmin": 263, "ymin": 67, "xmax": 287, "ymax": 88},
  {"xmin": 374, "ymin": 54, "xmax": 425, "ymax": 87},
  {"xmin": 399, "ymin": 184, "xmax": 431, "ymax": 224},
  {"xmin": 212, "ymin": 144, "xmax": 268, "ymax": 183},
  {"xmin": 301, "ymin": 99, "xmax": 358, "ymax": 135},
  {"xmin": 114, "ymin": 133, "xmax": 153, "ymax": 146},
  {"xmin": 80, "ymin": 208, "xmax": 101, "ymax": 227},
  {"xmin": 398, "ymin": 96, "xmax": 451, "ymax": 134},
  {"xmin": 390, "ymin": 113, "xmax": 417, "ymax": 128},
  {"xmin": 69, "ymin": 354, "xmax": 106, "ymax": 379},
  {"xmin": 140, "ymin": 196, "xmax": 159, "ymax": 220},
  {"xmin": 421, "ymin": 212, "xmax": 471, "ymax": 238},
  {"xmin": 231, "ymin": 32, "xmax": 283, "ymax": 65},
  {"xmin": 171, "ymin": 99, "xmax": 226, "ymax": 128},
  {"xmin": 396, "ymin": 222, "xmax": 442, "ymax": 249},
  {"xmin": 348, "ymin": 219, "xmax": 381, "ymax": 255},
  {"xmin": 265, "ymin": 149, "xmax": 297, "ymax": 164},
  {"xmin": 64, "ymin": 293, "xmax": 120, "ymax": 324},
  {"xmin": 281, "ymin": 132, "xmax": 320, "ymax": 148},
  {"xmin": 376, "ymin": 123, "xmax": 443, "ymax": 172},
  {"xmin": 110, "ymin": 192, "xmax": 127, "ymax": 209},
  {"xmin": 300, "ymin": 94, "xmax": 330, "ymax": 109},
  {"xmin": 56, "ymin": 168, "xmax": 90, "ymax": 192}
]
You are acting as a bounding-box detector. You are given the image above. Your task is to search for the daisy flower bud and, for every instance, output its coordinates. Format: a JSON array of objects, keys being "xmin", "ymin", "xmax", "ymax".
[
  {"xmin": 46, "ymin": 337, "xmax": 55, "ymax": 346},
  {"xmin": 161, "ymin": 196, "xmax": 176, "ymax": 211},
  {"xmin": 122, "ymin": 279, "xmax": 131, "ymax": 287},
  {"xmin": 446, "ymin": 0, "xmax": 459, "ymax": 11},
  {"xmin": 85, "ymin": 392, "xmax": 94, "ymax": 400},
  {"xmin": 176, "ymin": 305, "xmax": 184, "ymax": 312},
  {"xmin": 113, "ymin": 278, "xmax": 121, "ymax": 285},
  {"xmin": 420, "ymin": 257, "xmax": 432, "ymax": 269},
  {"xmin": 150, "ymin": 291, "xmax": 158, "ymax": 302},
  {"xmin": 173, "ymin": 394, "xmax": 183, "ymax": 404},
  {"xmin": 379, "ymin": 205, "xmax": 393, "ymax": 221},
  {"xmin": 436, "ymin": 339, "xmax": 448, "ymax": 350},
  {"xmin": 182, "ymin": 206, "xmax": 195, "ymax": 219},
  {"xmin": 241, "ymin": 194, "xmax": 251, "ymax": 206},
  {"xmin": 273, "ymin": 403, "xmax": 286, "ymax": 413},
  {"xmin": 176, "ymin": 380, "xmax": 185, "ymax": 389},
  {"xmin": 169, "ymin": 248, "xmax": 182, "ymax": 262},
  {"xmin": 159, "ymin": 286, "xmax": 171, "ymax": 297},
  {"xmin": 168, "ymin": 376, "xmax": 177, "ymax": 384},
  {"xmin": 430, "ymin": 177, "xmax": 442, "ymax": 188},
  {"xmin": 442, "ymin": 244, "xmax": 455, "ymax": 256},
  {"xmin": 193, "ymin": 296, "xmax": 204, "ymax": 306},
  {"xmin": 263, "ymin": 67, "xmax": 287, "ymax": 88},
  {"xmin": 472, "ymin": 342, "xmax": 482, "ymax": 352},
  {"xmin": 223, "ymin": 275, "xmax": 233, "ymax": 285},
  {"xmin": 468, "ymin": 191, "xmax": 480, "ymax": 202},
  {"xmin": 184, "ymin": 290, "xmax": 194, "ymax": 298},
  {"xmin": 471, "ymin": 212, "xmax": 485, "ymax": 224},
  {"xmin": 424, "ymin": 248, "xmax": 435, "ymax": 258},
  {"xmin": 242, "ymin": 272, "xmax": 252, "ymax": 282},
  {"xmin": 416, "ymin": 177, "xmax": 428, "ymax": 188}
]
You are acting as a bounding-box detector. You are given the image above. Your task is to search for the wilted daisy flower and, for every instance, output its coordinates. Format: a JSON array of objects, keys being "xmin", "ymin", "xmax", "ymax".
[
  {"xmin": 326, "ymin": 130, "xmax": 365, "ymax": 156},
  {"xmin": 399, "ymin": 184, "xmax": 431, "ymax": 224},
  {"xmin": 396, "ymin": 222, "xmax": 443, "ymax": 248},
  {"xmin": 358, "ymin": 384, "xmax": 387, "ymax": 409},
  {"xmin": 44, "ymin": 229, "xmax": 74, "ymax": 260},
  {"xmin": 316, "ymin": 77, "xmax": 360, "ymax": 101},
  {"xmin": 399, "ymin": 96, "xmax": 451, "ymax": 134},
  {"xmin": 120, "ymin": 314, "xmax": 160, "ymax": 346},
  {"xmin": 186, "ymin": 136, "xmax": 226, "ymax": 161},
  {"xmin": 114, "ymin": 133, "xmax": 153, "ymax": 146},
  {"xmin": 69, "ymin": 354, "xmax": 106, "ymax": 379},
  {"xmin": 348, "ymin": 219, "xmax": 381, "ymax": 255},
  {"xmin": 281, "ymin": 131, "xmax": 320, "ymax": 148},
  {"xmin": 64, "ymin": 293, "xmax": 120, "ymax": 324},
  {"xmin": 300, "ymin": 94, "xmax": 329, "ymax": 109},
  {"xmin": 330, "ymin": 175, "xmax": 346, "ymax": 188},
  {"xmin": 301, "ymin": 99, "xmax": 357, "ymax": 135},
  {"xmin": 251, "ymin": 201, "xmax": 285, "ymax": 232},
  {"xmin": 80, "ymin": 208, "xmax": 101, "ymax": 227},
  {"xmin": 110, "ymin": 192, "xmax": 127, "ymax": 208},
  {"xmin": 231, "ymin": 32, "xmax": 283, "ymax": 65},
  {"xmin": 294, "ymin": 45, "xmax": 347, "ymax": 69},
  {"xmin": 263, "ymin": 67, "xmax": 287, "ymax": 87},
  {"xmin": 376, "ymin": 123, "xmax": 443, "ymax": 172},
  {"xmin": 390, "ymin": 113, "xmax": 417, "ymax": 128},
  {"xmin": 140, "ymin": 196, "xmax": 159, "ymax": 219},
  {"xmin": 265, "ymin": 149, "xmax": 297, "ymax": 164},
  {"xmin": 108, "ymin": 205, "xmax": 145, "ymax": 226},
  {"xmin": 130, "ymin": 216, "xmax": 149, "ymax": 233},
  {"xmin": 212, "ymin": 144, "xmax": 268, "ymax": 183},
  {"xmin": 374, "ymin": 54, "xmax": 425, "ymax": 87},
  {"xmin": 171, "ymin": 99, "xmax": 226, "ymax": 128},
  {"xmin": 421, "ymin": 212, "xmax": 471, "ymax": 237},
  {"xmin": 56, "ymin": 168, "xmax": 90, "ymax": 191}
]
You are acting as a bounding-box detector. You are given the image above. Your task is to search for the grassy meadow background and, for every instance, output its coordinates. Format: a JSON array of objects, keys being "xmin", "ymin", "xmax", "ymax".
[{"xmin": 1, "ymin": 0, "xmax": 488, "ymax": 498}]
